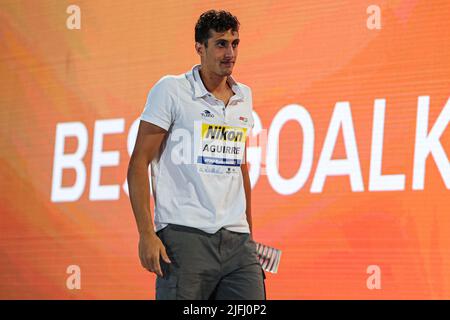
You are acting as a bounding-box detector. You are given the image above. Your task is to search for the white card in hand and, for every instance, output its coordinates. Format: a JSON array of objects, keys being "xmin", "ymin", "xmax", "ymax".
[{"xmin": 255, "ymin": 242, "xmax": 282, "ymax": 274}]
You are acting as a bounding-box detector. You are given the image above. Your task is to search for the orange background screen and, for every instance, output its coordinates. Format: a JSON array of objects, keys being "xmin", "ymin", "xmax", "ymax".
[{"xmin": 1, "ymin": 0, "xmax": 450, "ymax": 299}]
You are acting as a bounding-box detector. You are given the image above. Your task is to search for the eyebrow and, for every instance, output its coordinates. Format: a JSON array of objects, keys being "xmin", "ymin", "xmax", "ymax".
[{"xmin": 215, "ymin": 39, "xmax": 240, "ymax": 44}]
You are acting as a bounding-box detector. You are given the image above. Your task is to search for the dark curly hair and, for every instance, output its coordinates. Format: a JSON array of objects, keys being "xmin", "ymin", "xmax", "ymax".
[{"xmin": 195, "ymin": 10, "xmax": 240, "ymax": 48}]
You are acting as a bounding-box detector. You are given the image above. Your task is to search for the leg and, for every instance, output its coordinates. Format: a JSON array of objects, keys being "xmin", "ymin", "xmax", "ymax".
[
  {"xmin": 212, "ymin": 230, "xmax": 266, "ymax": 300},
  {"xmin": 213, "ymin": 263, "xmax": 266, "ymax": 300},
  {"xmin": 155, "ymin": 224, "xmax": 221, "ymax": 300}
]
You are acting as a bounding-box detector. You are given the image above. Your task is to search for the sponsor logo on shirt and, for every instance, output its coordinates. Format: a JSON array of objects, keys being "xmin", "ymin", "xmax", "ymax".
[{"xmin": 201, "ymin": 110, "xmax": 214, "ymax": 118}]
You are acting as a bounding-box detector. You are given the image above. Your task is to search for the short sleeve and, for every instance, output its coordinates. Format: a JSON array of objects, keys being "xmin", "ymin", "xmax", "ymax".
[
  {"xmin": 248, "ymin": 87, "xmax": 255, "ymax": 130},
  {"xmin": 249, "ymin": 112, "xmax": 255, "ymax": 130},
  {"xmin": 140, "ymin": 77, "xmax": 176, "ymax": 131}
]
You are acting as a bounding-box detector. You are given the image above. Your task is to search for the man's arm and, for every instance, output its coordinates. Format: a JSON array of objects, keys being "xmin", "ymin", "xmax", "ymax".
[
  {"xmin": 241, "ymin": 143, "xmax": 253, "ymax": 236},
  {"xmin": 127, "ymin": 120, "xmax": 171, "ymax": 277}
]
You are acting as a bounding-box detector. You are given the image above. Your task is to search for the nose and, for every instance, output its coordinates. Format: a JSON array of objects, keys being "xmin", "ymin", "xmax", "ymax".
[{"xmin": 225, "ymin": 44, "xmax": 235, "ymax": 59}]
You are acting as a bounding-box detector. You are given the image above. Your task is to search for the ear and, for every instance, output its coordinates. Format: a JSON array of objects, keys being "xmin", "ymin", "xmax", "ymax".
[{"xmin": 195, "ymin": 42, "xmax": 204, "ymax": 56}]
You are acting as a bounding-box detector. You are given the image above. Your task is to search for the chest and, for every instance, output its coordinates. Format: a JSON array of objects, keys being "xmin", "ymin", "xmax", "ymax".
[{"xmin": 175, "ymin": 94, "xmax": 252, "ymax": 132}]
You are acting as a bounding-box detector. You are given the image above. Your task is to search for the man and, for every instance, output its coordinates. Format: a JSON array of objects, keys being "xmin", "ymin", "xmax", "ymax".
[{"xmin": 127, "ymin": 9, "xmax": 265, "ymax": 300}]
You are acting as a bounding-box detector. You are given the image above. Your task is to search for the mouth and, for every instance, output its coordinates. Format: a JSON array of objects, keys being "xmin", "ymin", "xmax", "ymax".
[{"xmin": 221, "ymin": 61, "xmax": 234, "ymax": 67}]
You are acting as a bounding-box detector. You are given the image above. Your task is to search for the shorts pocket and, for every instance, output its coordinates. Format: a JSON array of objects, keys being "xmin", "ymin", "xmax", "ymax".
[{"xmin": 155, "ymin": 274, "xmax": 178, "ymax": 300}]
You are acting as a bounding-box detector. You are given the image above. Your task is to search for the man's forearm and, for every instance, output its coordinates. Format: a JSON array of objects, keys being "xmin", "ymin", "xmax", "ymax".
[
  {"xmin": 241, "ymin": 163, "xmax": 252, "ymax": 234},
  {"xmin": 127, "ymin": 161, "xmax": 155, "ymax": 236}
]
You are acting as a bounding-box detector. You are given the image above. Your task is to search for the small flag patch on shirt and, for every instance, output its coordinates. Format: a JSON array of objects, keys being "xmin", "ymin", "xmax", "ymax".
[{"xmin": 239, "ymin": 116, "xmax": 248, "ymax": 123}]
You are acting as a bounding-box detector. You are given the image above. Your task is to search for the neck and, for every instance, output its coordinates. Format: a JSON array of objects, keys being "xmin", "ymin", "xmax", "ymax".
[{"xmin": 198, "ymin": 65, "xmax": 230, "ymax": 94}]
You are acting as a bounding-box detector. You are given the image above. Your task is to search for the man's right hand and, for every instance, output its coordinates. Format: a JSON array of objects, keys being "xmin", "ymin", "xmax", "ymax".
[{"xmin": 138, "ymin": 232, "xmax": 172, "ymax": 277}]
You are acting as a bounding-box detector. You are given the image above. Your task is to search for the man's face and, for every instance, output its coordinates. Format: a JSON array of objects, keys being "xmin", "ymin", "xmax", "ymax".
[{"xmin": 197, "ymin": 28, "xmax": 240, "ymax": 77}]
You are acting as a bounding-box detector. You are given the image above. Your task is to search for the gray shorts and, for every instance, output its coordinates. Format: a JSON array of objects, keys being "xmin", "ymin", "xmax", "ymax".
[{"xmin": 155, "ymin": 224, "xmax": 266, "ymax": 300}]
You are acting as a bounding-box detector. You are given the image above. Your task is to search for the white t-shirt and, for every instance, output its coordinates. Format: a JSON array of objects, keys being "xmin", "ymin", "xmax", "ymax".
[{"xmin": 140, "ymin": 64, "xmax": 255, "ymax": 234}]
